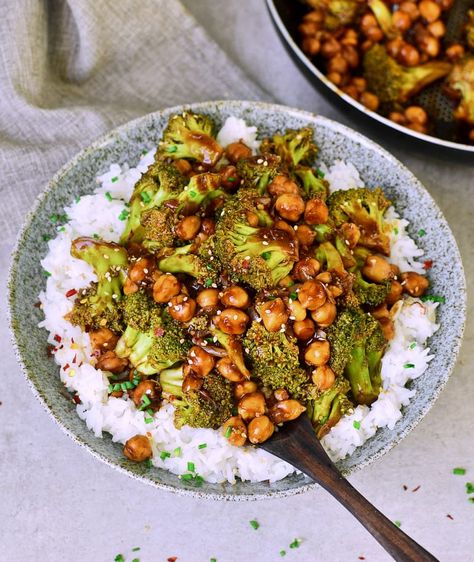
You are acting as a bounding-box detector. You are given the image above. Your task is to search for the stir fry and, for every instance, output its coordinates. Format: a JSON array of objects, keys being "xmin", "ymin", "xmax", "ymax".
[
  {"xmin": 299, "ymin": 0, "xmax": 474, "ymax": 143},
  {"xmin": 66, "ymin": 111, "xmax": 430, "ymax": 463}
]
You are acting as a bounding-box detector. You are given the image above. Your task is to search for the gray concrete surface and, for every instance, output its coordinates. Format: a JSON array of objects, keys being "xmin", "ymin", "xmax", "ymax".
[{"xmin": 1, "ymin": 1, "xmax": 473, "ymax": 561}]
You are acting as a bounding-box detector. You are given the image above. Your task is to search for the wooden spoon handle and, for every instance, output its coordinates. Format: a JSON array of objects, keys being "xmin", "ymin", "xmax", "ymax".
[{"xmin": 305, "ymin": 462, "xmax": 438, "ymax": 562}]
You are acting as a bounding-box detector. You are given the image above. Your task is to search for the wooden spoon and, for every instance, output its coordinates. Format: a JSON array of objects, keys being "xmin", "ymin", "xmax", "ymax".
[{"xmin": 259, "ymin": 415, "xmax": 438, "ymax": 562}]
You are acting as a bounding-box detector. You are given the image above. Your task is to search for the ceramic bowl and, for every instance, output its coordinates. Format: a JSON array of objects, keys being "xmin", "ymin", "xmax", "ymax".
[{"xmin": 8, "ymin": 100, "xmax": 466, "ymax": 500}]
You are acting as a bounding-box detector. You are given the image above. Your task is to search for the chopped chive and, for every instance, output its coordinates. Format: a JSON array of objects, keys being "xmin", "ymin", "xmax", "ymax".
[
  {"xmin": 57, "ymin": 226, "xmax": 66, "ymax": 232},
  {"xmin": 181, "ymin": 473, "xmax": 193, "ymax": 481},
  {"xmin": 132, "ymin": 548, "xmax": 140, "ymax": 552},
  {"xmin": 173, "ymin": 447, "xmax": 182, "ymax": 457},
  {"xmin": 194, "ymin": 474, "xmax": 204, "ymax": 486},
  {"xmin": 43, "ymin": 270, "xmax": 51, "ymax": 277},
  {"xmin": 113, "ymin": 383, "xmax": 121, "ymax": 392},
  {"xmin": 418, "ymin": 228, "xmax": 426, "ymax": 237},
  {"xmin": 111, "ymin": 176, "xmax": 118, "ymax": 183},
  {"xmin": 114, "ymin": 555, "xmax": 124, "ymax": 562},
  {"xmin": 93, "ymin": 233, "xmax": 100, "ymax": 239},
  {"xmin": 105, "ymin": 191, "xmax": 113, "ymax": 201},
  {"xmin": 204, "ymin": 278, "xmax": 213, "ymax": 288},
  {"xmin": 231, "ymin": 406, "xmax": 238, "ymax": 416},
  {"xmin": 146, "ymin": 408, "xmax": 154, "ymax": 416},
  {"xmin": 125, "ymin": 381, "xmax": 134, "ymax": 389},
  {"xmin": 140, "ymin": 191, "xmax": 151, "ymax": 204},
  {"xmin": 187, "ymin": 462, "xmax": 195, "ymax": 472},
  {"xmin": 290, "ymin": 291, "xmax": 298, "ymax": 300},
  {"xmin": 141, "ymin": 394, "xmax": 151, "ymax": 406},
  {"xmin": 393, "ymin": 226, "xmax": 399, "ymax": 235},
  {"xmin": 289, "ymin": 538, "xmax": 301, "ymax": 549},
  {"xmin": 409, "ymin": 342, "xmax": 417, "ymax": 349},
  {"xmin": 166, "ymin": 144, "xmax": 178, "ymax": 153},
  {"xmin": 120, "ymin": 382, "xmax": 128, "ymax": 392},
  {"xmin": 316, "ymin": 168, "xmax": 325, "ymax": 178},
  {"xmin": 394, "ymin": 520, "xmax": 402, "ymax": 528},
  {"xmin": 210, "ymin": 558, "xmax": 217, "ymax": 562},
  {"xmin": 453, "ymin": 467, "xmax": 466, "ymax": 475},
  {"xmin": 224, "ymin": 427, "xmax": 232, "ymax": 438},
  {"xmin": 469, "ymin": 498, "xmax": 474, "ymax": 503},
  {"xmin": 75, "ymin": 196, "xmax": 81, "ymax": 203},
  {"xmin": 144, "ymin": 459, "xmax": 153, "ymax": 468},
  {"xmin": 249, "ymin": 519, "xmax": 260, "ymax": 530},
  {"xmin": 49, "ymin": 214, "xmax": 59, "ymax": 223},
  {"xmin": 404, "ymin": 363, "xmax": 415, "ymax": 369},
  {"xmin": 206, "ymin": 263, "xmax": 215, "ymax": 271},
  {"xmin": 280, "ymin": 550, "xmax": 287, "ymax": 557},
  {"xmin": 421, "ymin": 294, "xmax": 445, "ymax": 303},
  {"xmin": 118, "ymin": 209, "xmax": 130, "ymax": 221},
  {"xmin": 261, "ymin": 251, "xmax": 271, "ymax": 260},
  {"xmin": 160, "ymin": 451, "xmax": 171, "ymax": 460},
  {"xmin": 227, "ymin": 177, "xmax": 236, "ymax": 181},
  {"xmin": 132, "ymin": 559, "xmax": 139, "ymax": 562},
  {"xmin": 42, "ymin": 234, "xmax": 51, "ymax": 242},
  {"xmin": 144, "ymin": 417, "xmax": 153, "ymax": 424},
  {"xmin": 107, "ymin": 384, "xmax": 113, "ymax": 393},
  {"xmin": 125, "ymin": 202, "xmax": 130, "ymax": 207},
  {"xmin": 465, "ymin": 482, "xmax": 474, "ymax": 494},
  {"xmin": 198, "ymin": 443, "xmax": 207, "ymax": 449},
  {"xmin": 353, "ymin": 420, "xmax": 361, "ymax": 430}
]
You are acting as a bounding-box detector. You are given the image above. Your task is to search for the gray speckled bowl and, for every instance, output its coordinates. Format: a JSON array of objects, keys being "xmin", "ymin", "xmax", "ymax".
[{"xmin": 8, "ymin": 101, "xmax": 466, "ymax": 501}]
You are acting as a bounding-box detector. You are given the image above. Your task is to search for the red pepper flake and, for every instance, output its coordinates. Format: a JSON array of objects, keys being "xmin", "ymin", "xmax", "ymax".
[
  {"xmin": 412, "ymin": 485, "xmax": 421, "ymax": 492},
  {"xmin": 63, "ymin": 363, "xmax": 70, "ymax": 371},
  {"xmin": 358, "ymin": 557, "xmax": 366, "ymax": 560},
  {"xmin": 65, "ymin": 289, "xmax": 77, "ymax": 298},
  {"xmin": 167, "ymin": 557, "xmax": 178, "ymax": 561},
  {"xmin": 446, "ymin": 514, "xmax": 454, "ymax": 520},
  {"xmin": 59, "ymin": 345, "xmax": 64, "ymax": 350},
  {"xmin": 154, "ymin": 327, "xmax": 165, "ymax": 337},
  {"xmin": 403, "ymin": 484, "xmax": 408, "ymax": 491},
  {"xmin": 78, "ymin": 361, "xmax": 83, "ymax": 368},
  {"xmin": 54, "ymin": 334, "xmax": 62, "ymax": 343},
  {"xmin": 72, "ymin": 394, "xmax": 81, "ymax": 404},
  {"xmin": 72, "ymin": 354, "xmax": 77, "ymax": 364},
  {"xmin": 423, "ymin": 260, "xmax": 433, "ymax": 270},
  {"xmin": 34, "ymin": 301, "xmax": 42, "ymax": 308},
  {"xmin": 242, "ymin": 259, "xmax": 250, "ymax": 270},
  {"xmin": 46, "ymin": 345, "xmax": 55, "ymax": 357}
]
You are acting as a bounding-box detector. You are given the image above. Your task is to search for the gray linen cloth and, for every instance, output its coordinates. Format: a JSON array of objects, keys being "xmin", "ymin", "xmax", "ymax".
[{"xmin": 0, "ymin": 0, "xmax": 267, "ymax": 247}]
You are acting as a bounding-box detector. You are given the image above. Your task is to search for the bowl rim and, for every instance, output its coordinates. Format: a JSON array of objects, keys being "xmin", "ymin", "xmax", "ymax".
[
  {"xmin": 7, "ymin": 100, "xmax": 466, "ymax": 501},
  {"xmin": 265, "ymin": 0, "xmax": 474, "ymax": 154}
]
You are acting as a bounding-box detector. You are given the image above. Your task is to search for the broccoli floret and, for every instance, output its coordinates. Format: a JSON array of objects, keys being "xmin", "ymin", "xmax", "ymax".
[
  {"xmin": 363, "ymin": 44, "xmax": 451, "ymax": 106},
  {"xmin": 243, "ymin": 321, "xmax": 309, "ymax": 398},
  {"xmin": 116, "ymin": 292, "xmax": 189, "ymax": 374},
  {"xmin": 295, "ymin": 166, "xmax": 329, "ymax": 200},
  {"xmin": 368, "ymin": 0, "xmax": 398, "ymax": 39},
  {"xmin": 304, "ymin": 0, "xmax": 362, "ymax": 31},
  {"xmin": 176, "ymin": 172, "xmax": 225, "ymax": 212},
  {"xmin": 214, "ymin": 191, "xmax": 299, "ymax": 289},
  {"xmin": 158, "ymin": 111, "xmax": 223, "ymax": 166},
  {"xmin": 334, "ymin": 233, "xmax": 357, "ymax": 269},
  {"xmin": 260, "ymin": 127, "xmax": 317, "ymax": 169},
  {"xmin": 315, "ymin": 241, "xmax": 346, "ymax": 275},
  {"xmin": 447, "ymin": 57, "xmax": 474, "ymax": 126},
  {"xmin": 327, "ymin": 187, "xmax": 391, "ymax": 255},
  {"xmin": 307, "ymin": 377, "xmax": 352, "ymax": 438},
  {"xmin": 157, "ymin": 243, "xmax": 218, "ymax": 284},
  {"xmin": 211, "ymin": 325, "xmax": 251, "ymax": 379},
  {"xmin": 69, "ymin": 238, "xmax": 128, "ymax": 332},
  {"xmin": 141, "ymin": 207, "xmax": 176, "ymax": 253},
  {"xmin": 161, "ymin": 367, "xmax": 234, "ymax": 429},
  {"xmin": 327, "ymin": 307, "xmax": 386, "ymax": 405},
  {"xmin": 352, "ymin": 269, "xmax": 390, "ymax": 307},
  {"xmin": 120, "ymin": 161, "xmax": 187, "ymax": 244},
  {"xmin": 236, "ymin": 154, "xmax": 281, "ymax": 194}
]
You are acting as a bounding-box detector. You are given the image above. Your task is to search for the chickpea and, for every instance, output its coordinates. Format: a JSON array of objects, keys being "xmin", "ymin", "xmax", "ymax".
[
  {"xmin": 302, "ymin": 36, "xmax": 321, "ymax": 56},
  {"xmin": 371, "ymin": 303, "xmax": 389, "ymax": 320},
  {"xmin": 269, "ymin": 400, "xmax": 306, "ymax": 424},
  {"xmin": 304, "ymin": 340, "xmax": 330, "ymax": 367},
  {"xmin": 352, "ymin": 77, "xmax": 367, "ymax": 93},
  {"xmin": 222, "ymin": 416, "xmax": 248, "ymax": 447},
  {"xmin": 298, "ymin": 280, "xmax": 327, "ymax": 311},
  {"xmin": 274, "ymin": 388, "xmax": 290, "ymax": 401},
  {"xmin": 312, "ymin": 365, "xmax": 336, "ymax": 391},
  {"xmin": 298, "ymin": 20, "xmax": 320, "ymax": 36},
  {"xmin": 287, "ymin": 298, "xmax": 307, "ymax": 322},
  {"xmin": 304, "ymin": 198, "xmax": 329, "ymax": 225},
  {"xmin": 259, "ymin": 298, "xmax": 289, "ymax": 332},
  {"xmin": 446, "ymin": 44, "xmax": 464, "ymax": 61},
  {"xmin": 173, "ymin": 159, "xmax": 192, "ymax": 175},
  {"xmin": 360, "ymin": 91, "xmax": 380, "ymax": 112},
  {"xmin": 393, "ymin": 10, "xmax": 412, "ymax": 31},
  {"xmin": 405, "ymin": 106, "xmax": 428, "ymax": 125},
  {"xmin": 362, "ymin": 255, "xmax": 393, "ymax": 283},
  {"xmin": 123, "ymin": 434, "xmax": 152, "ymax": 462},
  {"xmin": 225, "ymin": 141, "xmax": 252, "ymax": 164},
  {"xmin": 327, "ymin": 55, "xmax": 349, "ymax": 75},
  {"xmin": 238, "ymin": 391, "xmax": 266, "ymax": 421},
  {"xmin": 361, "ymin": 13, "xmax": 378, "ymax": 34},
  {"xmin": 133, "ymin": 380, "xmax": 161, "ymax": 408},
  {"xmin": 340, "ymin": 222, "xmax": 361, "ymax": 248},
  {"xmin": 427, "ymin": 20, "xmax": 445, "ymax": 38},
  {"xmin": 216, "ymin": 357, "xmax": 245, "ymax": 382},
  {"xmin": 275, "ymin": 193, "xmax": 305, "ymax": 222},
  {"xmin": 187, "ymin": 345, "xmax": 215, "ymax": 377},
  {"xmin": 311, "ymin": 301, "xmax": 337, "ymax": 328},
  {"xmin": 182, "ymin": 371, "xmax": 203, "ymax": 393},
  {"xmin": 327, "ymin": 71, "xmax": 343, "ymax": 86},
  {"xmin": 248, "ymin": 415, "xmax": 275, "ymax": 444},
  {"xmin": 328, "ymin": 284, "xmax": 343, "ymax": 298},
  {"xmin": 387, "ymin": 37, "xmax": 404, "ymax": 58},
  {"xmin": 295, "ymin": 224, "xmax": 316, "ymax": 247},
  {"xmin": 420, "ymin": 35, "xmax": 440, "ymax": 57},
  {"xmin": 379, "ymin": 317, "xmax": 395, "ymax": 340},
  {"xmin": 89, "ymin": 327, "xmax": 119, "ymax": 352},
  {"xmin": 343, "ymin": 84, "xmax": 359, "ymax": 99},
  {"xmin": 220, "ymin": 165, "xmax": 240, "ymax": 191},
  {"xmin": 469, "ymin": 129, "xmax": 474, "ymax": 143},
  {"xmin": 129, "ymin": 256, "xmax": 155, "ymax": 284},
  {"xmin": 419, "ymin": 0, "xmax": 441, "ymax": 22},
  {"xmin": 96, "ymin": 351, "xmax": 128, "ymax": 373},
  {"xmin": 274, "ymin": 219, "xmax": 296, "ymax": 238},
  {"xmin": 292, "ymin": 257, "xmax": 321, "ymax": 282},
  {"xmin": 315, "ymin": 271, "xmax": 332, "ymax": 284},
  {"xmin": 201, "ymin": 218, "xmax": 216, "ymax": 236},
  {"xmin": 341, "ymin": 28, "xmax": 358, "ymax": 46},
  {"xmin": 304, "ymin": 10, "xmax": 324, "ymax": 24},
  {"xmin": 175, "ymin": 215, "xmax": 201, "ymax": 241},
  {"xmin": 361, "ymin": 40, "xmax": 375, "ymax": 53},
  {"xmin": 234, "ymin": 380, "xmax": 258, "ymax": 400},
  {"xmin": 246, "ymin": 211, "xmax": 259, "ymax": 227},
  {"xmin": 399, "ymin": 1, "xmax": 420, "ymax": 20},
  {"xmin": 168, "ymin": 294, "xmax": 197, "ymax": 322},
  {"xmin": 293, "ymin": 318, "xmax": 316, "ymax": 340},
  {"xmin": 366, "ymin": 26, "xmax": 384, "ymax": 43},
  {"xmin": 153, "ymin": 274, "xmax": 181, "ymax": 303},
  {"xmin": 320, "ymin": 37, "xmax": 341, "ymax": 58},
  {"xmin": 196, "ymin": 288, "xmax": 219, "ymax": 309},
  {"xmin": 214, "ymin": 308, "xmax": 249, "ymax": 335},
  {"xmin": 220, "ymin": 286, "xmax": 250, "ymax": 309},
  {"xmin": 123, "ymin": 277, "xmax": 139, "ymax": 295},
  {"xmin": 399, "ymin": 43, "xmax": 420, "ymax": 66},
  {"xmin": 268, "ymin": 175, "xmax": 299, "ymax": 197},
  {"xmin": 341, "ymin": 45, "xmax": 359, "ymax": 69},
  {"xmin": 401, "ymin": 271, "xmax": 429, "ymax": 297},
  {"xmin": 278, "ymin": 275, "xmax": 295, "ymax": 288},
  {"xmin": 387, "ymin": 280, "xmax": 404, "ymax": 306},
  {"xmin": 389, "ymin": 111, "xmax": 407, "ymax": 125}
]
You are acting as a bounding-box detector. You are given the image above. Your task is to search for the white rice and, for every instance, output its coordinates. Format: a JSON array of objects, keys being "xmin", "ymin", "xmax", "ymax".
[{"xmin": 38, "ymin": 118, "xmax": 438, "ymax": 483}]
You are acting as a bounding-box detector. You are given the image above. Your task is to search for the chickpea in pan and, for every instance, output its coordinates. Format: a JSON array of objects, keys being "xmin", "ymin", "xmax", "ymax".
[{"xmin": 123, "ymin": 435, "xmax": 152, "ymax": 462}]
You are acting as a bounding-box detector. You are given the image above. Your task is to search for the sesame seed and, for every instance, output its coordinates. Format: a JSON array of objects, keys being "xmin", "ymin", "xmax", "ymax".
[
  {"xmin": 262, "ymin": 241, "xmax": 269, "ymax": 246},
  {"xmin": 245, "ymin": 348, "xmax": 250, "ymax": 353},
  {"xmin": 263, "ymin": 160, "xmax": 268, "ymax": 167},
  {"xmin": 179, "ymin": 338, "xmax": 185, "ymax": 344},
  {"xmin": 257, "ymin": 158, "xmax": 263, "ymax": 164},
  {"xmin": 265, "ymin": 310, "xmax": 271, "ymax": 314},
  {"xmin": 103, "ymin": 254, "xmax": 109, "ymax": 259},
  {"xmin": 143, "ymin": 268, "xmax": 149, "ymax": 274},
  {"xmin": 289, "ymin": 315, "xmax": 295, "ymax": 320},
  {"xmin": 216, "ymin": 310, "xmax": 222, "ymax": 315}
]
